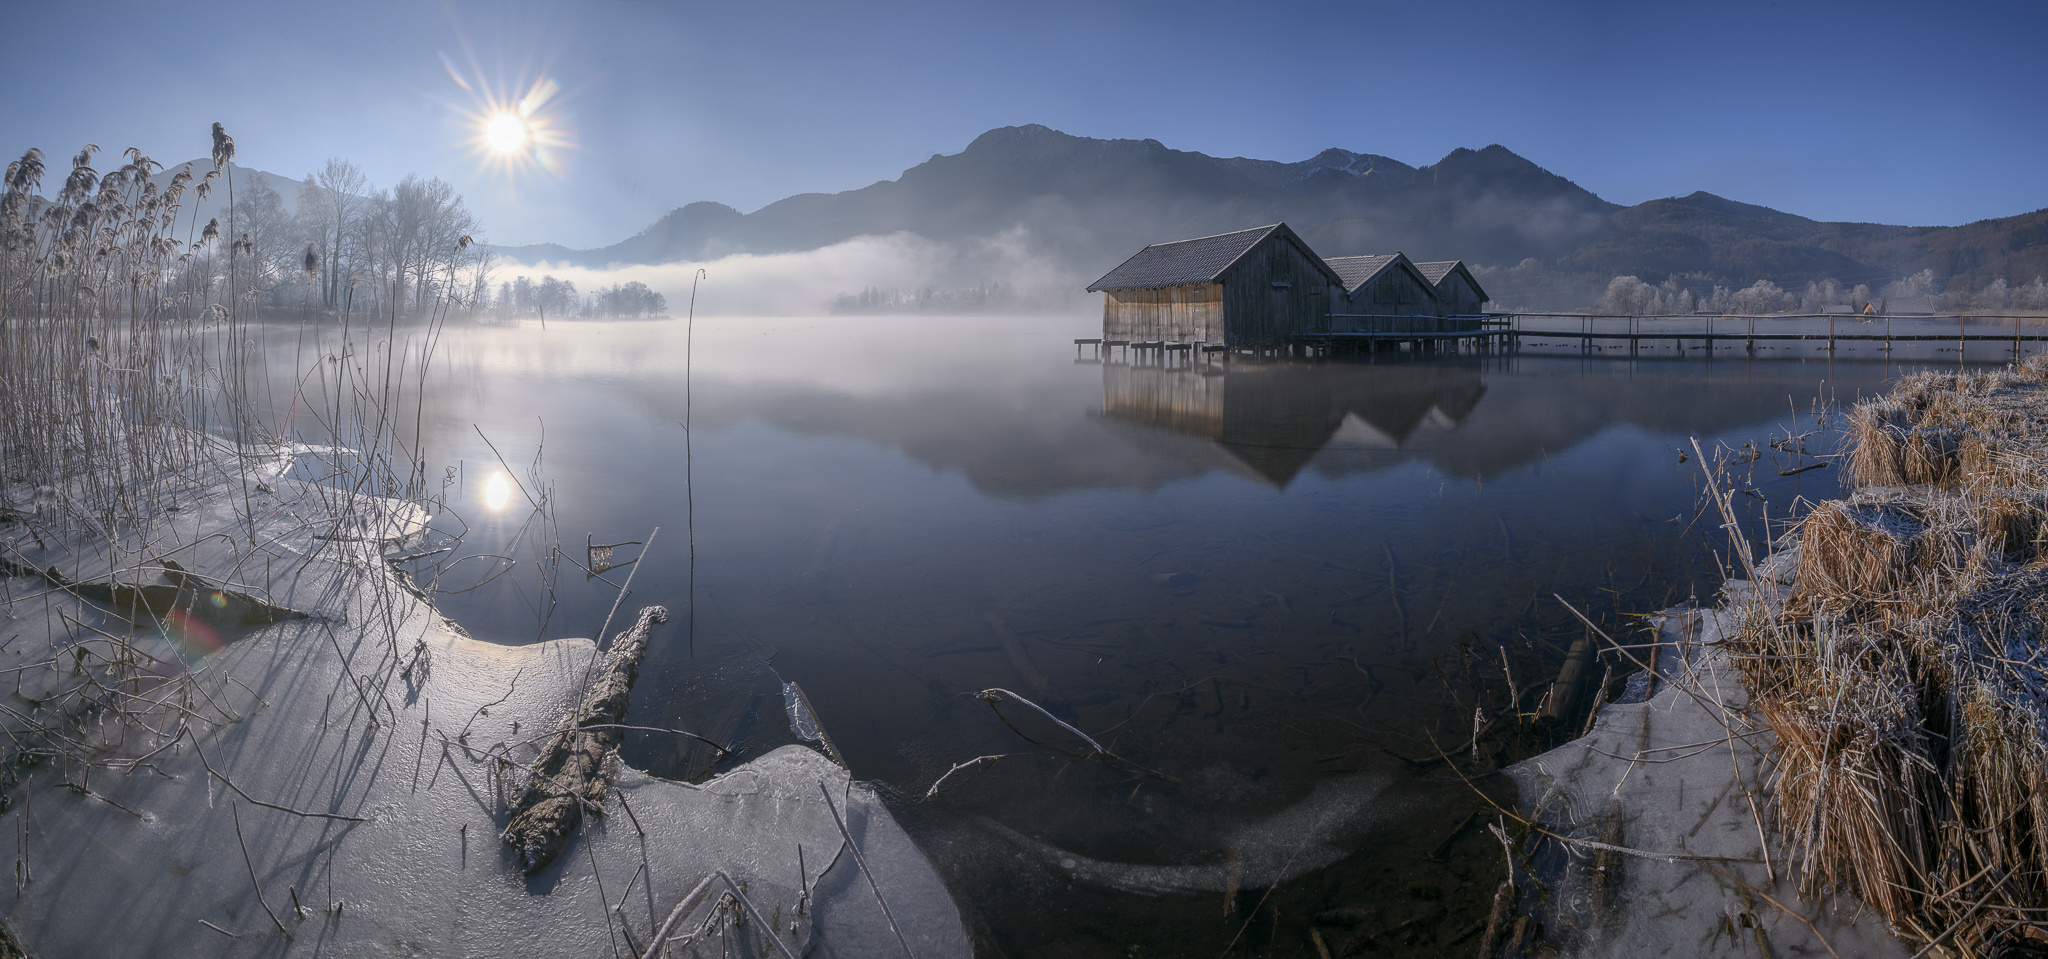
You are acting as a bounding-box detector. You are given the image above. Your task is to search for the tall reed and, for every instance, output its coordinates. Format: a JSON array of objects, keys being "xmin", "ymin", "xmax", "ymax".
[{"xmin": 0, "ymin": 126, "xmax": 480, "ymax": 782}]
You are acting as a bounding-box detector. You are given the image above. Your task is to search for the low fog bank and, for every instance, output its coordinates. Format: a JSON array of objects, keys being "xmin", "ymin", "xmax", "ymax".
[
  {"xmin": 500, "ymin": 229, "xmax": 1094, "ymax": 317},
  {"xmin": 498, "ymin": 235, "xmax": 2048, "ymax": 319}
]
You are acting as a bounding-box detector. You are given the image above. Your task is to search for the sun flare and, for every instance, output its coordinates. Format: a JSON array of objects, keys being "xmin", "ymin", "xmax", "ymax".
[
  {"xmin": 485, "ymin": 112, "xmax": 529, "ymax": 154},
  {"xmin": 449, "ymin": 64, "xmax": 573, "ymax": 178}
]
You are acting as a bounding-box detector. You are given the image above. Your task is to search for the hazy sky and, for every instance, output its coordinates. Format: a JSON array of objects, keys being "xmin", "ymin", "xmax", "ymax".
[{"xmin": 5, "ymin": 0, "xmax": 2043, "ymax": 248}]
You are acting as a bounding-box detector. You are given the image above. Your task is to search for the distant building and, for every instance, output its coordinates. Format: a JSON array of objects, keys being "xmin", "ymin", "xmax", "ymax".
[
  {"xmin": 1085, "ymin": 223, "xmax": 1345, "ymax": 347},
  {"xmin": 1884, "ymin": 295, "xmax": 1937, "ymax": 316}
]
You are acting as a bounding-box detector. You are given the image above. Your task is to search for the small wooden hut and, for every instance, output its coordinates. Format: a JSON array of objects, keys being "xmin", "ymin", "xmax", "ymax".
[
  {"xmin": 1322, "ymin": 253, "xmax": 1440, "ymax": 332},
  {"xmin": 1086, "ymin": 223, "xmax": 1344, "ymax": 347},
  {"xmin": 1413, "ymin": 260, "xmax": 1489, "ymax": 314}
]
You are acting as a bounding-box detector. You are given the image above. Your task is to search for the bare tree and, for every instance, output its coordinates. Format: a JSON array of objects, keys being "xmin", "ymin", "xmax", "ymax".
[{"xmin": 303, "ymin": 159, "xmax": 366, "ymax": 309}]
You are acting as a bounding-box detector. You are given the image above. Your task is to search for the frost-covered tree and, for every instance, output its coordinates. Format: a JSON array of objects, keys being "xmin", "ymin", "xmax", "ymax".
[
  {"xmin": 1728, "ymin": 280, "xmax": 1789, "ymax": 314},
  {"xmin": 1884, "ymin": 269, "xmax": 1936, "ymax": 302},
  {"xmin": 1800, "ymin": 279, "xmax": 1844, "ymax": 312},
  {"xmin": 1976, "ymin": 278, "xmax": 2012, "ymax": 311},
  {"xmin": 298, "ymin": 159, "xmax": 368, "ymax": 309},
  {"xmin": 589, "ymin": 281, "xmax": 666, "ymax": 317},
  {"xmin": 2016, "ymin": 277, "xmax": 2048, "ymax": 311},
  {"xmin": 1594, "ymin": 276, "xmax": 1659, "ymax": 314}
]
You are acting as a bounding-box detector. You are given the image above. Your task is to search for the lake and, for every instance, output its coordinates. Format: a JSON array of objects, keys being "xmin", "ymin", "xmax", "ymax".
[{"xmin": 267, "ymin": 313, "xmax": 2001, "ymax": 956}]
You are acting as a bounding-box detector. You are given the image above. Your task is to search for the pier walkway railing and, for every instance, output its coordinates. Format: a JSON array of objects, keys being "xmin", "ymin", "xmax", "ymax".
[
  {"xmin": 1082, "ymin": 312, "xmax": 2048, "ymax": 361},
  {"xmin": 1292, "ymin": 311, "xmax": 2048, "ymax": 356}
]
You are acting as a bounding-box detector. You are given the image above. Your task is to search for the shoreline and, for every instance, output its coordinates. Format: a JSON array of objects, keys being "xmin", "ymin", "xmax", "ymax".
[
  {"xmin": 0, "ymin": 448, "xmax": 969, "ymax": 957},
  {"xmin": 1496, "ymin": 357, "xmax": 2048, "ymax": 958}
]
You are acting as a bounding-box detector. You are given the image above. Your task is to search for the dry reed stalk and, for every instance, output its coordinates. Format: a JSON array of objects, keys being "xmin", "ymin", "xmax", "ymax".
[
  {"xmin": 1732, "ymin": 360, "xmax": 2048, "ymax": 955},
  {"xmin": 0, "ymin": 126, "xmax": 480, "ymax": 857}
]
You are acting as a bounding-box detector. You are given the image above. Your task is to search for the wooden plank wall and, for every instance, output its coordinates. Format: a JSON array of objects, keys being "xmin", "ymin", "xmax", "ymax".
[
  {"xmin": 1219, "ymin": 237, "xmax": 1339, "ymax": 346},
  {"xmin": 1436, "ymin": 271, "xmax": 1486, "ymax": 314},
  {"xmin": 1102, "ymin": 283, "xmax": 1225, "ymax": 341},
  {"xmin": 1363, "ymin": 268, "xmax": 1434, "ymax": 311},
  {"xmin": 1333, "ymin": 267, "xmax": 1439, "ymax": 331}
]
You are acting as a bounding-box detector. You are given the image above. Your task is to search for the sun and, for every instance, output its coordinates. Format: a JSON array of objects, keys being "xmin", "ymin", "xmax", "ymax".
[
  {"xmin": 485, "ymin": 112, "xmax": 529, "ymax": 154},
  {"xmin": 445, "ymin": 60, "xmax": 573, "ymax": 178}
]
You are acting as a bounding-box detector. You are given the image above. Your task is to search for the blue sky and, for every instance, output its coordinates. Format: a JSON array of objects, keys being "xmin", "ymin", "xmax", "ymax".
[{"xmin": 5, "ymin": 0, "xmax": 2044, "ymax": 248}]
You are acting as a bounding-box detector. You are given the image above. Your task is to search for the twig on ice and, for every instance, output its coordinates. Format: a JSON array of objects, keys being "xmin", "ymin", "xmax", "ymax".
[
  {"xmin": 189, "ymin": 732, "xmax": 369, "ymax": 821},
  {"xmin": 922, "ymin": 754, "xmax": 1009, "ymax": 801},
  {"xmin": 638, "ymin": 869, "xmax": 801, "ymax": 959},
  {"xmin": 232, "ymin": 803, "xmax": 290, "ymax": 938},
  {"xmin": 818, "ymin": 782, "xmax": 915, "ymax": 959}
]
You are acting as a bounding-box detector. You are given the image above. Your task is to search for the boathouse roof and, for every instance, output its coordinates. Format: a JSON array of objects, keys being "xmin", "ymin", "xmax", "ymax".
[
  {"xmin": 1412, "ymin": 260, "xmax": 1458, "ymax": 284},
  {"xmin": 1086, "ymin": 223, "xmax": 1341, "ymax": 291},
  {"xmin": 1412, "ymin": 259, "xmax": 1489, "ymax": 302},
  {"xmin": 1323, "ymin": 252, "xmax": 1434, "ymax": 295}
]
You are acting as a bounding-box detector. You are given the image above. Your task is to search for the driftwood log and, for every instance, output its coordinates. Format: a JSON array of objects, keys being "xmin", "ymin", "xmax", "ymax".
[{"xmin": 502, "ymin": 605, "xmax": 668, "ymax": 873}]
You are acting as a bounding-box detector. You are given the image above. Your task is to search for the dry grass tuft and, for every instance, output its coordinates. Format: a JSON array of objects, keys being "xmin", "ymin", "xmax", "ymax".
[{"xmin": 1740, "ymin": 362, "xmax": 2048, "ymax": 955}]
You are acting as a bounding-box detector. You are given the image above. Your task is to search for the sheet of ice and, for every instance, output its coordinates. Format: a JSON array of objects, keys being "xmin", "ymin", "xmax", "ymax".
[
  {"xmin": 1506, "ymin": 588, "xmax": 1910, "ymax": 959},
  {"xmin": 0, "ymin": 472, "xmax": 968, "ymax": 957}
]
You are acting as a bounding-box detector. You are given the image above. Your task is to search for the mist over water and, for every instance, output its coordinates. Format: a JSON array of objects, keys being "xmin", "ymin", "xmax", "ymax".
[
  {"xmin": 499, "ymin": 228, "xmax": 1085, "ymax": 317},
  {"xmin": 246, "ymin": 313, "xmax": 2010, "ymax": 954}
]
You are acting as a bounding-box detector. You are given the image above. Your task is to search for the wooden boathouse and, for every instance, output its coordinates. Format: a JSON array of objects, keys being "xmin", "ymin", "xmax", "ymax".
[
  {"xmin": 1413, "ymin": 260, "xmax": 1489, "ymax": 315},
  {"xmin": 1323, "ymin": 253, "xmax": 1441, "ymax": 331},
  {"xmin": 1085, "ymin": 223, "xmax": 1345, "ymax": 349}
]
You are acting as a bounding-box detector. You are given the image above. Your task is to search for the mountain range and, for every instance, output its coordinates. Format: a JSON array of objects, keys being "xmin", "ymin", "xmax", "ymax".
[{"xmin": 492, "ymin": 124, "xmax": 2048, "ymax": 307}]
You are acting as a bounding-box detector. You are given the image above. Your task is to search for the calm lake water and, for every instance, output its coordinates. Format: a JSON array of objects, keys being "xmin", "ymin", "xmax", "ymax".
[{"xmin": 262, "ymin": 313, "xmax": 2009, "ymax": 956}]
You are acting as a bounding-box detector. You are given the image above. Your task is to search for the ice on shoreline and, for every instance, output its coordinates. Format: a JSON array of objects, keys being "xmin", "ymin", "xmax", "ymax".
[
  {"xmin": 1505, "ymin": 587, "xmax": 1908, "ymax": 959},
  {"xmin": 0, "ymin": 457, "xmax": 967, "ymax": 957}
]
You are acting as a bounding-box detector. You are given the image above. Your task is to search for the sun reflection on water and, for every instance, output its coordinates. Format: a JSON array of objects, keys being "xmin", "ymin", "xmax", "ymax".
[{"xmin": 483, "ymin": 472, "xmax": 512, "ymax": 511}]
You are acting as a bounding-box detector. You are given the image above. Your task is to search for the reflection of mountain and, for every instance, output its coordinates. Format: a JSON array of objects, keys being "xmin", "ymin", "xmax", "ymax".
[{"xmin": 1100, "ymin": 363, "xmax": 1487, "ymax": 486}]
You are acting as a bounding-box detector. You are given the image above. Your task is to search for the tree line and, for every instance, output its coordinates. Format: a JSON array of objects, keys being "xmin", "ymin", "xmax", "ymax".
[
  {"xmin": 115, "ymin": 155, "xmax": 666, "ymax": 321},
  {"xmin": 1591, "ymin": 271, "xmax": 2048, "ymax": 315},
  {"xmin": 492, "ymin": 276, "xmax": 667, "ymax": 319}
]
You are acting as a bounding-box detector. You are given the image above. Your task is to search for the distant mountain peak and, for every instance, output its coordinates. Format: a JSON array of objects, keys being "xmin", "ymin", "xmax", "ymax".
[
  {"xmin": 962, "ymin": 123, "xmax": 1076, "ymax": 152},
  {"xmin": 1412, "ymin": 144, "xmax": 1617, "ymax": 211},
  {"xmin": 1663, "ymin": 191, "xmax": 1812, "ymax": 223},
  {"xmin": 1300, "ymin": 148, "xmax": 1404, "ymax": 179}
]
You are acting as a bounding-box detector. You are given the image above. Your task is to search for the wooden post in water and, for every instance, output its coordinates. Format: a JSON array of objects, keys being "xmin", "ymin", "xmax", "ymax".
[
  {"xmin": 1540, "ymin": 631, "xmax": 1594, "ymax": 723},
  {"xmin": 1830, "ymin": 313, "xmax": 1836, "ymax": 352}
]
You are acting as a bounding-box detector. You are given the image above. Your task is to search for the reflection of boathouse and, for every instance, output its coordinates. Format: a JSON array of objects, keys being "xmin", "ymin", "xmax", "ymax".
[
  {"xmin": 1088, "ymin": 224, "xmax": 1491, "ymax": 350},
  {"xmin": 1099, "ymin": 362, "xmax": 1486, "ymax": 486}
]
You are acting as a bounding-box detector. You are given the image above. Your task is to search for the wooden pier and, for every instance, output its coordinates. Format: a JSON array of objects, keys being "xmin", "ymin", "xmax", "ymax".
[
  {"xmin": 1293, "ymin": 312, "xmax": 2048, "ymax": 358},
  {"xmin": 1083, "ymin": 312, "xmax": 2048, "ymax": 362}
]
